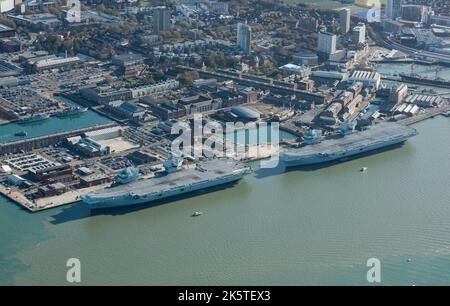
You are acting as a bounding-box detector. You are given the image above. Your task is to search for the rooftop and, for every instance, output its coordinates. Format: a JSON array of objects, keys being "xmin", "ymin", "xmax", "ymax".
[{"xmin": 0, "ymin": 24, "xmax": 14, "ymax": 32}]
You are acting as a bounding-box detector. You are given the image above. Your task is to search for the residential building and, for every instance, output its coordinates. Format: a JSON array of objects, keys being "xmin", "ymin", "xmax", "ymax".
[
  {"xmin": 237, "ymin": 22, "xmax": 252, "ymax": 55},
  {"xmin": 386, "ymin": 0, "xmax": 402, "ymax": 20},
  {"xmin": 153, "ymin": 6, "xmax": 171, "ymax": 33},
  {"xmin": 352, "ymin": 23, "xmax": 366, "ymax": 44},
  {"xmin": 340, "ymin": 8, "xmax": 351, "ymax": 34},
  {"xmin": 317, "ymin": 31, "xmax": 337, "ymax": 55}
]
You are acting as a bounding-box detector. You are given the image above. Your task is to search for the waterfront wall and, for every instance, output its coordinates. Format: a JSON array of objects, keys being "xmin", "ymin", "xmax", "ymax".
[{"xmin": 0, "ymin": 122, "xmax": 117, "ymax": 155}]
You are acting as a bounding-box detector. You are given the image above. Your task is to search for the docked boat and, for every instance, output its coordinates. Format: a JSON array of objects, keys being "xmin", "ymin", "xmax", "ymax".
[
  {"xmin": 14, "ymin": 130, "xmax": 28, "ymax": 137},
  {"xmin": 400, "ymin": 73, "xmax": 450, "ymax": 88},
  {"xmin": 18, "ymin": 114, "xmax": 50, "ymax": 124},
  {"xmin": 55, "ymin": 106, "xmax": 88, "ymax": 117},
  {"xmin": 281, "ymin": 122, "xmax": 417, "ymax": 167},
  {"xmin": 81, "ymin": 156, "xmax": 251, "ymax": 210}
]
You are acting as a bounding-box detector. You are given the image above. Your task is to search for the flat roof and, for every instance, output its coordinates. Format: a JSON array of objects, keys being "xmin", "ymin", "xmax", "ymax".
[{"xmin": 0, "ymin": 24, "xmax": 14, "ymax": 32}]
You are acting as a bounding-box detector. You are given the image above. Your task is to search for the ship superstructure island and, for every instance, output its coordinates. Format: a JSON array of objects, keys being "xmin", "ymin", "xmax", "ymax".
[
  {"xmin": 81, "ymin": 156, "xmax": 251, "ymax": 209},
  {"xmin": 280, "ymin": 122, "xmax": 418, "ymax": 167}
]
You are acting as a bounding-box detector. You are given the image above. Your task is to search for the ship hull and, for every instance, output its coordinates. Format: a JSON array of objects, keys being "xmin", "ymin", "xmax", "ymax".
[
  {"xmin": 18, "ymin": 116, "xmax": 49, "ymax": 124},
  {"xmin": 282, "ymin": 138, "xmax": 407, "ymax": 167},
  {"xmin": 56, "ymin": 108, "xmax": 88, "ymax": 117},
  {"xmin": 400, "ymin": 74, "xmax": 450, "ymax": 88},
  {"xmin": 83, "ymin": 171, "xmax": 247, "ymax": 210},
  {"xmin": 281, "ymin": 123, "xmax": 417, "ymax": 167}
]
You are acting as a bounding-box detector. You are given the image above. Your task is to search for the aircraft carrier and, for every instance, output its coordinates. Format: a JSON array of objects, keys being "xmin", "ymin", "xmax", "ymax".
[
  {"xmin": 280, "ymin": 122, "xmax": 418, "ymax": 167},
  {"xmin": 81, "ymin": 157, "xmax": 251, "ymax": 210}
]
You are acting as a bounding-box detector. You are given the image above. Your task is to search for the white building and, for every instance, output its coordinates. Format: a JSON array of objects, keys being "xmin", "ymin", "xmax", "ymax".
[
  {"xmin": 84, "ymin": 126, "xmax": 123, "ymax": 141},
  {"xmin": 340, "ymin": 8, "xmax": 351, "ymax": 34},
  {"xmin": 349, "ymin": 70, "xmax": 381, "ymax": 89},
  {"xmin": 65, "ymin": 0, "xmax": 81, "ymax": 23},
  {"xmin": 153, "ymin": 6, "xmax": 171, "ymax": 33},
  {"xmin": 386, "ymin": 0, "xmax": 402, "ymax": 20},
  {"xmin": 352, "ymin": 23, "xmax": 366, "ymax": 44},
  {"xmin": 318, "ymin": 31, "xmax": 337, "ymax": 55},
  {"xmin": 279, "ymin": 64, "xmax": 311, "ymax": 77},
  {"xmin": 130, "ymin": 79, "xmax": 180, "ymax": 99},
  {"xmin": 0, "ymin": 0, "xmax": 14, "ymax": 13},
  {"xmin": 237, "ymin": 22, "xmax": 252, "ymax": 55}
]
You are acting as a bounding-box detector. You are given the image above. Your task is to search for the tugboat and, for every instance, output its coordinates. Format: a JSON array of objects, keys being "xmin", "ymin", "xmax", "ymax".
[
  {"xmin": 18, "ymin": 114, "xmax": 50, "ymax": 124},
  {"xmin": 14, "ymin": 130, "xmax": 28, "ymax": 137}
]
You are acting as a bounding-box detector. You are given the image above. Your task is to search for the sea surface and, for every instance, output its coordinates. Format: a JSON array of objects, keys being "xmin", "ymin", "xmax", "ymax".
[
  {"xmin": 1, "ymin": 64, "xmax": 450, "ymax": 285},
  {"xmin": 0, "ymin": 115, "xmax": 449, "ymax": 285}
]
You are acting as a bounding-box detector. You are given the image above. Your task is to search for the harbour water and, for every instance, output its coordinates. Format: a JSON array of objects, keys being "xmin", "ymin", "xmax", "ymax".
[
  {"xmin": 0, "ymin": 98, "xmax": 111, "ymax": 144},
  {"xmin": 377, "ymin": 63, "xmax": 450, "ymax": 98},
  {"xmin": 0, "ymin": 115, "xmax": 449, "ymax": 285}
]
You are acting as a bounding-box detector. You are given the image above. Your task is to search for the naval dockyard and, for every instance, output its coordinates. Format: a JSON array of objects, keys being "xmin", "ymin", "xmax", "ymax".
[{"xmin": 0, "ymin": 0, "xmax": 449, "ymax": 213}]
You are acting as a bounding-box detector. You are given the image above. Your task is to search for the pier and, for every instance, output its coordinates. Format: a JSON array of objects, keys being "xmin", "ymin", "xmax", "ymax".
[
  {"xmin": 0, "ymin": 182, "xmax": 112, "ymax": 212},
  {"xmin": 399, "ymin": 104, "xmax": 450, "ymax": 126}
]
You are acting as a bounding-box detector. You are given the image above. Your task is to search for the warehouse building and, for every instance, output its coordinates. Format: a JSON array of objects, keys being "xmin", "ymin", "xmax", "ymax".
[
  {"xmin": 32, "ymin": 56, "xmax": 81, "ymax": 72},
  {"xmin": 349, "ymin": 70, "xmax": 381, "ymax": 90},
  {"xmin": 7, "ymin": 13, "xmax": 60, "ymax": 31},
  {"xmin": 28, "ymin": 164, "xmax": 74, "ymax": 184},
  {"xmin": 80, "ymin": 173, "xmax": 112, "ymax": 187},
  {"xmin": 80, "ymin": 86, "xmax": 133, "ymax": 104},
  {"xmin": 83, "ymin": 126, "xmax": 123, "ymax": 141},
  {"xmin": 38, "ymin": 182, "xmax": 67, "ymax": 197},
  {"xmin": 112, "ymin": 53, "xmax": 145, "ymax": 68},
  {"xmin": 0, "ymin": 23, "xmax": 15, "ymax": 38},
  {"xmin": 405, "ymin": 94, "xmax": 444, "ymax": 108},
  {"xmin": 105, "ymin": 101, "xmax": 146, "ymax": 120},
  {"xmin": 130, "ymin": 79, "xmax": 180, "ymax": 99}
]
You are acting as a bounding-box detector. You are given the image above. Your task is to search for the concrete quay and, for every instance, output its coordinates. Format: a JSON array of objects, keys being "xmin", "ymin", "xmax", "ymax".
[{"xmin": 0, "ymin": 122, "xmax": 117, "ymax": 155}]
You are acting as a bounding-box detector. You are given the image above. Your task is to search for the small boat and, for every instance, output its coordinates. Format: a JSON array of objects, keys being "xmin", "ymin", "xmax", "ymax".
[
  {"xmin": 360, "ymin": 167, "xmax": 368, "ymax": 172},
  {"xmin": 191, "ymin": 211, "xmax": 203, "ymax": 217},
  {"xmin": 14, "ymin": 130, "xmax": 27, "ymax": 137},
  {"xmin": 442, "ymin": 111, "xmax": 450, "ymax": 118}
]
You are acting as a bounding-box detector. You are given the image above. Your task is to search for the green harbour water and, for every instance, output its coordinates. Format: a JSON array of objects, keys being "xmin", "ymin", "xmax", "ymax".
[
  {"xmin": 0, "ymin": 115, "xmax": 449, "ymax": 285},
  {"xmin": 1, "ymin": 63, "xmax": 450, "ymax": 285},
  {"xmin": 0, "ymin": 100, "xmax": 111, "ymax": 144}
]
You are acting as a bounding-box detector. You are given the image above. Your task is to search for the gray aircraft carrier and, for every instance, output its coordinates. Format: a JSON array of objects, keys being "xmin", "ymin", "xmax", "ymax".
[
  {"xmin": 81, "ymin": 158, "xmax": 251, "ymax": 209},
  {"xmin": 281, "ymin": 122, "xmax": 418, "ymax": 167}
]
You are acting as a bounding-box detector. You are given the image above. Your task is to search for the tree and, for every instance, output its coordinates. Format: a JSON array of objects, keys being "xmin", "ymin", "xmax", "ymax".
[
  {"xmin": 177, "ymin": 71, "xmax": 199, "ymax": 86},
  {"xmin": 97, "ymin": 4, "xmax": 106, "ymax": 13}
]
